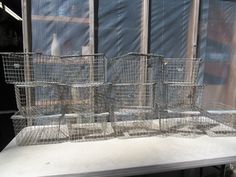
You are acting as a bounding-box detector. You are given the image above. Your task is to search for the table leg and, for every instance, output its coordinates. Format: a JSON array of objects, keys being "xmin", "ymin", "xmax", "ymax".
[
  {"xmin": 199, "ymin": 167, "xmax": 203, "ymax": 177},
  {"xmin": 220, "ymin": 164, "xmax": 226, "ymax": 177}
]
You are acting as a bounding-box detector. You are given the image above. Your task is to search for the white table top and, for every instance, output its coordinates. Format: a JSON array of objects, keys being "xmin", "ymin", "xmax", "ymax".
[{"xmin": 1, "ymin": 135, "xmax": 236, "ymax": 177}]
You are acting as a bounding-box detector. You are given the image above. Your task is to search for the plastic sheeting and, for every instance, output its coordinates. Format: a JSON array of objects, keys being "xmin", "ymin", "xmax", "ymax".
[
  {"xmin": 31, "ymin": 0, "xmax": 142, "ymax": 57},
  {"xmin": 150, "ymin": 0, "xmax": 192, "ymax": 58},
  {"xmin": 97, "ymin": 0, "xmax": 142, "ymax": 58},
  {"xmin": 31, "ymin": 0, "xmax": 89, "ymax": 55},
  {"xmin": 199, "ymin": 0, "xmax": 236, "ymax": 108},
  {"xmin": 31, "ymin": 0, "xmax": 192, "ymax": 58},
  {"xmin": 30, "ymin": 0, "xmax": 236, "ymax": 108}
]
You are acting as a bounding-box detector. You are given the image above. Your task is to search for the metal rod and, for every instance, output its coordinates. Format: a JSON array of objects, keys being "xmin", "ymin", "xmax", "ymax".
[{"xmin": 139, "ymin": 0, "xmax": 150, "ymax": 107}]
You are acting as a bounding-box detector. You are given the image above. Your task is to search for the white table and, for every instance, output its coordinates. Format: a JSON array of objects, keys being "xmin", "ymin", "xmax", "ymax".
[{"xmin": 0, "ymin": 135, "xmax": 236, "ymax": 177}]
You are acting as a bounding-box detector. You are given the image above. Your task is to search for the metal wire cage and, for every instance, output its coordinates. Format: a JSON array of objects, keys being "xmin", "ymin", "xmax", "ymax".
[
  {"xmin": 1, "ymin": 53, "xmax": 63, "ymax": 84},
  {"xmin": 1, "ymin": 53, "xmax": 107, "ymax": 85},
  {"xmin": 205, "ymin": 103, "xmax": 236, "ymax": 137},
  {"xmin": 163, "ymin": 84, "xmax": 204, "ymax": 111},
  {"xmin": 12, "ymin": 113, "xmax": 113, "ymax": 146},
  {"xmin": 108, "ymin": 53, "xmax": 162, "ymax": 137},
  {"xmin": 7, "ymin": 51, "xmax": 236, "ymax": 143},
  {"xmin": 156, "ymin": 58, "xmax": 207, "ymax": 137},
  {"xmin": 62, "ymin": 54, "xmax": 107, "ymax": 84},
  {"xmin": 158, "ymin": 93, "xmax": 236, "ymax": 138},
  {"xmin": 13, "ymin": 83, "xmax": 112, "ymax": 144},
  {"xmin": 109, "ymin": 83, "xmax": 160, "ymax": 137},
  {"xmin": 12, "ymin": 114, "xmax": 114, "ymax": 146},
  {"xmin": 110, "ymin": 53, "xmax": 162, "ymax": 83},
  {"xmin": 67, "ymin": 83, "xmax": 113, "ymax": 141},
  {"xmin": 161, "ymin": 58, "xmax": 203, "ymax": 84},
  {"xmin": 156, "ymin": 58, "xmax": 204, "ymax": 111},
  {"xmin": 69, "ymin": 83, "xmax": 111, "ymax": 114},
  {"xmin": 14, "ymin": 84, "xmax": 71, "ymax": 117},
  {"xmin": 11, "ymin": 113, "xmax": 69, "ymax": 146},
  {"xmin": 160, "ymin": 115, "xmax": 214, "ymax": 137},
  {"xmin": 67, "ymin": 114, "xmax": 114, "ymax": 141},
  {"xmin": 159, "ymin": 102, "xmax": 236, "ymax": 137}
]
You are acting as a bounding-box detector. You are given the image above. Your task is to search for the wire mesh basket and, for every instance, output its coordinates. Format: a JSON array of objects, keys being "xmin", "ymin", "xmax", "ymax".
[
  {"xmin": 13, "ymin": 83, "xmax": 112, "ymax": 144},
  {"xmin": 107, "ymin": 53, "xmax": 162, "ymax": 137},
  {"xmin": 12, "ymin": 113, "xmax": 69, "ymax": 146},
  {"xmin": 110, "ymin": 53, "xmax": 162, "ymax": 83},
  {"xmin": 67, "ymin": 114, "xmax": 114, "ymax": 141},
  {"xmin": 156, "ymin": 58, "xmax": 207, "ymax": 136},
  {"xmin": 12, "ymin": 113, "xmax": 114, "ymax": 146},
  {"xmin": 156, "ymin": 58, "xmax": 204, "ymax": 111},
  {"xmin": 14, "ymin": 84, "xmax": 71, "ymax": 117},
  {"xmin": 67, "ymin": 83, "xmax": 114, "ymax": 141},
  {"xmin": 63, "ymin": 54, "xmax": 107, "ymax": 84},
  {"xmin": 205, "ymin": 103, "xmax": 236, "ymax": 136},
  {"xmin": 12, "ymin": 112, "xmax": 113, "ymax": 145},
  {"xmin": 1, "ymin": 53, "xmax": 63, "ymax": 84},
  {"xmin": 1, "ymin": 53, "xmax": 107, "ymax": 85},
  {"xmin": 162, "ymin": 84, "xmax": 204, "ymax": 111},
  {"xmin": 159, "ymin": 103, "xmax": 236, "ymax": 137},
  {"xmin": 160, "ymin": 112, "xmax": 215, "ymax": 137},
  {"xmin": 69, "ymin": 83, "xmax": 111, "ymax": 114},
  {"xmin": 160, "ymin": 58, "xmax": 203, "ymax": 84},
  {"xmin": 110, "ymin": 83, "xmax": 160, "ymax": 137},
  {"xmin": 7, "ymin": 51, "xmax": 236, "ymax": 143}
]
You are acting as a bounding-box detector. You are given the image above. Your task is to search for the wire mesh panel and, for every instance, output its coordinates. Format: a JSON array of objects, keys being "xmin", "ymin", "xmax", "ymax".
[
  {"xmin": 12, "ymin": 82, "xmax": 112, "ymax": 144},
  {"xmin": 67, "ymin": 114, "xmax": 114, "ymax": 141},
  {"xmin": 12, "ymin": 113, "xmax": 69, "ymax": 146},
  {"xmin": 1, "ymin": 53, "xmax": 107, "ymax": 85},
  {"xmin": 111, "ymin": 83, "xmax": 155, "ymax": 109},
  {"xmin": 69, "ymin": 83, "xmax": 110, "ymax": 113},
  {"xmin": 206, "ymin": 103, "xmax": 236, "ymax": 136},
  {"xmin": 156, "ymin": 58, "xmax": 204, "ymax": 111},
  {"xmin": 163, "ymin": 84, "xmax": 204, "ymax": 111},
  {"xmin": 110, "ymin": 53, "xmax": 162, "ymax": 83},
  {"xmin": 161, "ymin": 58, "xmax": 202, "ymax": 84},
  {"xmin": 156, "ymin": 58, "xmax": 207, "ymax": 136},
  {"xmin": 66, "ymin": 83, "xmax": 112, "ymax": 141},
  {"xmin": 33, "ymin": 55, "xmax": 64, "ymax": 84},
  {"xmin": 160, "ymin": 115, "xmax": 215, "ymax": 137},
  {"xmin": 12, "ymin": 114, "xmax": 114, "ymax": 145},
  {"xmin": 7, "ymin": 51, "xmax": 236, "ymax": 143},
  {"xmin": 108, "ymin": 53, "xmax": 162, "ymax": 137},
  {"xmin": 63, "ymin": 54, "xmax": 107, "ymax": 84},
  {"xmin": 15, "ymin": 84, "xmax": 71, "ymax": 117},
  {"xmin": 155, "ymin": 58, "xmax": 203, "ymax": 108},
  {"xmin": 110, "ymin": 83, "xmax": 160, "ymax": 137},
  {"xmin": 159, "ymin": 102, "xmax": 236, "ymax": 137},
  {"xmin": 1, "ymin": 53, "xmax": 63, "ymax": 84}
]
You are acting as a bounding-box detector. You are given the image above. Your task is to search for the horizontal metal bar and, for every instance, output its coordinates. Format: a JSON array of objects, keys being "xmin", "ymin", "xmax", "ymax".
[
  {"xmin": 111, "ymin": 52, "xmax": 163, "ymax": 60},
  {"xmin": 0, "ymin": 110, "xmax": 17, "ymax": 115}
]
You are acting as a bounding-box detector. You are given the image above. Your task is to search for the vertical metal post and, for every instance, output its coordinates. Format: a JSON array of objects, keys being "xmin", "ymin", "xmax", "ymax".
[
  {"xmin": 220, "ymin": 164, "xmax": 226, "ymax": 177},
  {"xmin": 187, "ymin": 0, "xmax": 200, "ymax": 59},
  {"xmin": 21, "ymin": 0, "xmax": 32, "ymax": 126},
  {"xmin": 89, "ymin": 0, "xmax": 96, "ymax": 117},
  {"xmin": 89, "ymin": 0, "xmax": 95, "ymax": 54},
  {"xmin": 185, "ymin": 0, "xmax": 200, "ymax": 112},
  {"xmin": 186, "ymin": 0, "xmax": 200, "ymax": 83},
  {"xmin": 89, "ymin": 0, "xmax": 95, "ymax": 82},
  {"xmin": 199, "ymin": 167, "xmax": 203, "ymax": 177},
  {"xmin": 141, "ymin": 0, "xmax": 149, "ymax": 55},
  {"xmin": 192, "ymin": 0, "xmax": 200, "ymax": 58},
  {"xmin": 21, "ymin": 0, "xmax": 32, "ymax": 52},
  {"xmin": 139, "ymin": 0, "xmax": 149, "ymax": 107}
]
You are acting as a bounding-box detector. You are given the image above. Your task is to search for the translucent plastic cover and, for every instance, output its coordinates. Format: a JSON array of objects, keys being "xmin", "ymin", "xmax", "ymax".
[{"xmin": 30, "ymin": 0, "xmax": 236, "ymax": 108}]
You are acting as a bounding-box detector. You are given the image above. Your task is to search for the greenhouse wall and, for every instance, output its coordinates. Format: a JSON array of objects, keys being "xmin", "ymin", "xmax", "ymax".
[{"xmin": 29, "ymin": 0, "xmax": 236, "ymax": 108}]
